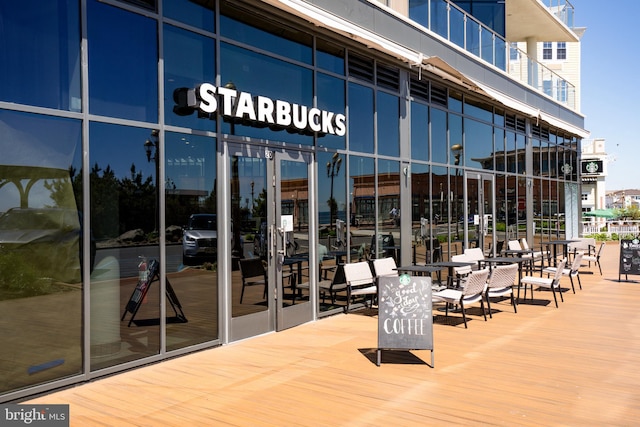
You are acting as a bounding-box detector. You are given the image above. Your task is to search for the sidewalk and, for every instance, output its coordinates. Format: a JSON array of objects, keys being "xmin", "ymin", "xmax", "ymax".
[{"xmin": 28, "ymin": 241, "xmax": 640, "ymax": 426}]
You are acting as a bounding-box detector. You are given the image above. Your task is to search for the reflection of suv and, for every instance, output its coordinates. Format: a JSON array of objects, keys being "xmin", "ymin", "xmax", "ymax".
[
  {"xmin": 0, "ymin": 207, "xmax": 95, "ymax": 283},
  {"xmin": 182, "ymin": 214, "xmax": 217, "ymax": 265}
]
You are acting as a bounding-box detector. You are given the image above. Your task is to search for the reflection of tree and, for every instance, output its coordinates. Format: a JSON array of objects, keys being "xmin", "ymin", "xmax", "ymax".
[
  {"xmin": 253, "ymin": 188, "xmax": 267, "ymax": 221},
  {"xmin": 73, "ymin": 162, "xmax": 156, "ymax": 239}
]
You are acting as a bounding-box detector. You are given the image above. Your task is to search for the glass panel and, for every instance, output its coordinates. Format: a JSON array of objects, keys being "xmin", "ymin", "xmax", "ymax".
[
  {"xmin": 377, "ymin": 92, "xmax": 399, "ymax": 157},
  {"xmin": 164, "ymin": 24, "xmax": 216, "ymax": 131},
  {"xmin": 0, "ymin": 110, "xmax": 83, "ymax": 393},
  {"xmin": 466, "ymin": 18, "xmax": 480, "ymax": 57},
  {"xmin": 376, "ymin": 160, "xmax": 400, "ymax": 263},
  {"xmin": 0, "ymin": 1, "xmax": 81, "ymax": 111},
  {"xmin": 449, "ymin": 114, "xmax": 463, "ymax": 166},
  {"xmin": 464, "ymin": 98, "xmax": 493, "ymax": 122},
  {"xmin": 431, "ymin": 107, "xmax": 447, "ymax": 164},
  {"xmin": 316, "ymin": 73, "xmax": 346, "ymax": 150},
  {"xmin": 164, "ymin": 0, "xmax": 214, "ymax": 32},
  {"xmin": 430, "ymin": 0, "xmax": 449, "ymax": 39},
  {"xmin": 317, "ymin": 39, "xmax": 345, "ymax": 75},
  {"xmin": 231, "ymin": 155, "xmax": 267, "ymax": 317},
  {"xmin": 165, "ymin": 132, "xmax": 218, "ymax": 350},
  {"xmin": 411, "ymin": 102, "xmax": 428, "ymax": 161},
  {"xmin": 318, "ymin": 152, "xmax": 346, "ymax": 313},
  {"xmin": 516, "ymin": 133, "xmax": 526, "ymax": 174},
  {"xmin": 506, "ymin": 131, "xmax": 516, "ymax": 173},
  {"xmin": 464, "ymin": 118, "xmax": 493, "ymax": 170},
  {"xmin": 348, "ymin": 83, "xmax": 374, "ymax": 154},
  {"xmin": 411, "ymin": 163, "xmax": 438, "ymax": 264},
  {"xmin": 450, "ymin": 165, "xmax": 464, "ymax": 254},
  {"xmin": 88, "ymin": 0, "xmax": 158, "ymax": 123},
  {"xmin": 220, "ymin": 6, "xmax": 312, "ymax": 65},
  {"xmin": 89, "ymin": 122, "xmax": 160, "ymax": 370},
  {"xmin": 495, "ymin": 174, "xmax": 508, "ymax": 243},
  {"xmin": 450, "ymin": 6, "xmax": 465, "ymax": 48},
  {"xmin": 495, "ymin": 36, "xmax": 506, "ymax": 71},
  {"xmin": 504, "ymin": 175, "xmax": 518, "ymax": 239},
  {"xmin": 431, "ymin": 165, "xmax": 448, "ymax": 263},
  {"xmin": 495, "ymin": 128, "xmax": 506, "ymax": 172},
  {"xmin": 481, "ymin": 26, "xmax": 494, "ymax": 64},
  {"xmin": 350, "ymin": 156, "xmax": 375, "ymax": 263},
  {"xmin": 280, "ymin": 159, "xmax": 310, "ymax": 305},
  {"xmin": 219, "ymin": 43, "xmax": 313, "ymax": 145}
]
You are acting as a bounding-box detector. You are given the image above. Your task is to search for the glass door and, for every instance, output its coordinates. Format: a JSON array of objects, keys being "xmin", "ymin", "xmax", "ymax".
[
  {"xmin": 274, "ymin": 151, "xmax": 313, "ymax": 331},
  {"xmin": 465, "ymin": 172, "xmax": 495, "ymax": 255},
  {"xmin": 229, "ymin": 144, "xmax": 313, "ymax": 341}
]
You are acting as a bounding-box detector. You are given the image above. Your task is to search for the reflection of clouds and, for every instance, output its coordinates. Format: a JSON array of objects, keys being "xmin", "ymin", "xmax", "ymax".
[
  {"xmin": 0, "ymin": 115, "xmax": 78, "ymax": 169},
  {"xmin": 0, "ymin": 112, "xmax": 80, "ymax": 211}
]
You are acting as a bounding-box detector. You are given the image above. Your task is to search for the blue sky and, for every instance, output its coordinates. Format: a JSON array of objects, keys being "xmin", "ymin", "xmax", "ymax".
[{"xmin": 578, "ymin": 1, "xmax": 639, "ymax": 191}]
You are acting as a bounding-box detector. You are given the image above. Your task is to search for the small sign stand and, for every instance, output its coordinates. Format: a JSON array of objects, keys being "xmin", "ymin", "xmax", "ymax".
[
  {"xmin": 121, "ymin": 259, "xmax": 187, "ymax": 326},
  {"xmin": 619, "ymin": 238, "xmax": 640, "ymax": 282},
  {"xmin": 377, "ymin": 274, "xmax": 434, "ymax": 367}
]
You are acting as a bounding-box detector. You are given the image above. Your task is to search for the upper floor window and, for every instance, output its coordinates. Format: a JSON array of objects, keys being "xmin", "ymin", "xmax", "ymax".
[
  {"xmin": 557, "ymin": 42, "xmax": 567, "ymax": 60},
  {"xmin": 542, "ymin": 42, "xmax": 552, "ymax": 60}
]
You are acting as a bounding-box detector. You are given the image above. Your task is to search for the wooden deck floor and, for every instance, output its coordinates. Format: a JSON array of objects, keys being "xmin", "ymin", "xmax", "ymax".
[{"xmin": 27, "ymin": 242, "xmax": 640, "ymax": 426}]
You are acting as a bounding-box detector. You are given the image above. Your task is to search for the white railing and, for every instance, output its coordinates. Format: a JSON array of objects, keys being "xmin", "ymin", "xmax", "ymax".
[{"xmin": 581, "ymin": 221, "xmax": 640, "ymax": 239}]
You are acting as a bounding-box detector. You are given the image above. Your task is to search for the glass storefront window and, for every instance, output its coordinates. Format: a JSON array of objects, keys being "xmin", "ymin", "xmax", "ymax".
[
  {"xmin": 164, "ymin": 24, "xmax": 216, "ymax": 131},
  {"xmin": 349, "ymin": 156, "xmax": 375, "ymax": 262},
  {"xmin": 377, "ymin": 92, "xmax": 400, "ymax": 157},
  {"xmin": 219, "ymin": 43, "xmax": 313, "ymax": 145},
  {"xmin": 0, "ymin": 1, "xmax": 81, "ymax": 111},
  {"xmin": 0, "ymin": 109, "xmax": 83, "ymax": 392},
  {"xmin": 165, "ymin": 132, "xmax": 218, "ymax": 349},
  {"xmin": 348, "ymin": 83, "xmax": 374, "ymax": 154},
  {"xmin": 317, "ymin": 39, "xmax": 345, "ymax": 75},
  {"xmin": 464, "ymin": 118, "xmax": 494, "ymax": 170},
  {"xmin": 88, "ymin": 0, "xmax": 158, "ymax": 123},
  {"xmin": 164, "ymin": 0, "xmax": 214, "ymax": 32},
  {"xmin": 431, "ymin": 107, "xmax": 447, "ymax": 164},
  {"xmin": 89, "ymin": 122, "xmax": 160, "ymax": 370},
  {"xmin": 411, "ymin": 102, "xmax": 429, "ymax": 161},
  {"xmin": 220, "ymin": 5, "xmax": 312, "ymax": 65},
  {"xmin": 317, "ymin": 73, "xmax": 346, "ymax": 150}
]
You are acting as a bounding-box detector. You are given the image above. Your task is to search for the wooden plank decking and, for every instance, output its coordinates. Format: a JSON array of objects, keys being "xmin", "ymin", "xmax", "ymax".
[{"xmin": 27, "ymin": 242, "xmax": 640, "ymax": 426}]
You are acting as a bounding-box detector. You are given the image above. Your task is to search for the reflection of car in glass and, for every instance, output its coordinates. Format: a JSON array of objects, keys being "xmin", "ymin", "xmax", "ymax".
[
  {"xmin": 182, "ymin": 213, "xmax": 217, "ymax": 265},
  {"xmin": 0, "ymin": 207, "xmax": 95, "ymax": 283}
]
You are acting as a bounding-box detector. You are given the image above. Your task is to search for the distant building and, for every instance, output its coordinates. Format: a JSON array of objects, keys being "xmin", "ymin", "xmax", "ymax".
[{"xmin": 580, "ymin": 138, "xmax": 608, "ymax": 213}]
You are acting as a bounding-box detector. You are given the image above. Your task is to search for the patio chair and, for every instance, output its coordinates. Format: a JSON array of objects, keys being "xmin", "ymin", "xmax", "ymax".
[
  {"xmin": 372, "ymin": 257, "xmax": 398, "ymax": 279},
  {"xmin": 239, "ymin": 258, "xmax": 268, "ymax": 304},
  {"xmin": 582, "ymin": 242, "xmax": 605, "ymax": 275},
  {"xmin": 432, "ymin": 268, "xmax": 490, "ymax": 328},
  {"xmin": 485, "ymin": 263, "xmax": 518, "ymax": 317},
  {"xmin": 318, "ymin": 263, "xmax": 347, "ymax": 305},
  {"xmin": 464, "ymin": 247, "xmax": 486, "ymax": 269},
  {"xmin": 343, "ymin": 261, "xmax": 377, "ymax": 312},
  {"xmin": 520, "ymin": 258, "xmax": 567, "ymax": 308},
  {"xmin": 450, "ymin": 253, "xmax": 473, "ymax": 288},
  {"xmin": 520, "ymin": 238, "xmax": 549, "ymax": 270},
  {"xmin": 542, "ymin": 251, "xmax": 584, "ymax": 293}
]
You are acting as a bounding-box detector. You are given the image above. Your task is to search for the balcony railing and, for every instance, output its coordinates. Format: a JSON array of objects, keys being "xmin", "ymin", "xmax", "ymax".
[
  {"xmin": 508, "ymin": 44, "xmax": 576, "ymax": 110},
  {"xmin": 544, "ymin": 0, "xmax": 575, "ymax": 28},
  {"xmin": 406, "ymin": 0, "xmax": 577, "ymax": 111}
]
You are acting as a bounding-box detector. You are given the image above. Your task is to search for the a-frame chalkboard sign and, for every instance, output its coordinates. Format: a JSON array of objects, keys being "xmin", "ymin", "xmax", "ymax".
[
  {"xmin": 619, "ymin": 238, "xmax": 640, "ymax": 281},
  {"xmin": 377, "ymin": 274, "xmax": 434, "ymax": 367},
  {"xmin": 121, "ymin": 259, "xmax": 187, "ymax": 327}
]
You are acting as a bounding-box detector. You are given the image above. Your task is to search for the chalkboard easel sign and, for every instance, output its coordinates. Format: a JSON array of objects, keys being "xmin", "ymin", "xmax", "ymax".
[
  {"xmin": 121, "ymin": 259, "xmax": 187, "ymax": 326},
  {"xmin": 619, "ymin": 238, "xmax": 640, "ymax": 281},
  {"xmin": 377, "ymin": 274, "xmax": 433, "ymax": 367}
]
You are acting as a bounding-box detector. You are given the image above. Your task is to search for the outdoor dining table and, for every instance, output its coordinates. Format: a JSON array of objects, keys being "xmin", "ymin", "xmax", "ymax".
[
  {"xmin": 394, "ymin": 264, "xmax": 443, "ymax": 276},
  {"xmin": 427, "ymin": 261, "xmax": 476, "ymax": 289},
  {"xmin": 504, "ymin": 248, "xmax": 534, "ymax": 274},
  {"xmin": 543, "ymin": 239, "xmax": 579, "ymax": 266}
]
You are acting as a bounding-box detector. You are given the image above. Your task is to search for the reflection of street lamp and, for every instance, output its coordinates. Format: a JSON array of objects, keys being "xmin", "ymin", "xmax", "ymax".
[
  {"xmin": 451, "ymin": 144, "xmax": 463, "ymax": 239},
  {"xmin": 327, "ymin": 153, "xmax": 342, "ymax": 230},
  {"xmin": 145, "ymin": 129, "xmax": 159, "ymax": 232}
]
